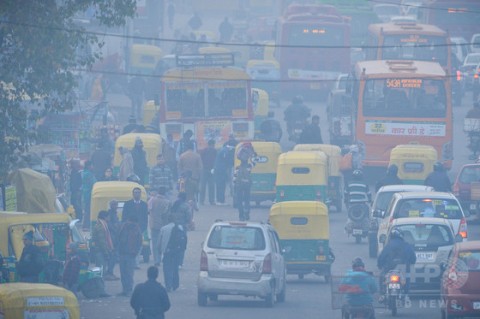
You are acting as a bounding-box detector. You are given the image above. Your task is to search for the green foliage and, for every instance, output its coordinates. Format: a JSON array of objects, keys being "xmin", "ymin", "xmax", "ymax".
[{"xmin": 0, "ymin": 0, "xmax": 135, "ymax": 181}]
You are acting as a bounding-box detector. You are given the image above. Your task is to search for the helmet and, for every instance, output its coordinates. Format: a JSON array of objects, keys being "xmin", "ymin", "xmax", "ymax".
[
  {"xmin": 390, "ymin": 228, "xmax": 404, "ymax": 240},
  {"xmin": 352, "ymin": 257, "xmax": 365, "ymax": 269},
  {"xmin": 292, "ymin": 95, "xmax": 303, "ymax": 104},
  {"xmin": 352, "ymin": 169, "xmax": 363, "ymax": 180},
  {"xmin": 433, "ymin": 161, "xmax": 444, "ymax": 172},
  {"xmin": 387, "ymin": 164, "xmax": 398, "ymax": 175}
]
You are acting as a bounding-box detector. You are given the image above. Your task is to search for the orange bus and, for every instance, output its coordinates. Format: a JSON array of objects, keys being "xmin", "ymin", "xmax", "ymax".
[
  {"xmin": 346, "ymin": 60, "xmax": 453, "ymax": 168},
  {"xmin": 159, "ymin": 53, "xmax": 254, "ymax": 149}
]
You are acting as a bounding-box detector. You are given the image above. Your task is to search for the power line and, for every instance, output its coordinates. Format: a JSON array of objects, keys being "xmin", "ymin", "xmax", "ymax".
[
  {"xmin": 367, "ymin": 0, "xmax": 480, "ymax": 14},
  {"xmin": 1, "ymin": 19, "xmax": 479, "ymax": 51}
]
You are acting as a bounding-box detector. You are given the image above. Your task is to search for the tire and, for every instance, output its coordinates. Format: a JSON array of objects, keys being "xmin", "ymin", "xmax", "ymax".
[
  {"xmin": 389, "ymin": 296, "xmax": 397, "ymax": 316},
  {"xmin": 81, "ymin": 277, "xmax": 105, "ymax": 299},
  {"xmin": 368, "ymin": 234, "xmax": 378, "ymax": 258},
  {"xmin": 348, "ymin": 204, "xmax": 369, "ymax": 222},
  {"xmin": 277, "ymin": 281, "xmax": 286, "ymax": 303},
  {"xmin": 197, "ymin": 291, "xmax": 208, "ymax": 307},
  {"xmin": 355, "ymin": 235, "xmax": 362, "ymax": 244},
  {"xmin": 265, "ymin": 284, "xmax": 276, "ymax": 307}
]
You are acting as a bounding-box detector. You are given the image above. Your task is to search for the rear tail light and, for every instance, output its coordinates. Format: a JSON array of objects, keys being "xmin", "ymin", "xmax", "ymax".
[
  {"xmin": 452, "ymin": 182, "xmax": 460, "ymax": 196},
  {"xmin": 200, "ymin": 250, "xmax": 208, "ymax": 271},
  {"xmin": 459, "ymin": 218, "xmax": 468, "ymax": 239},
  {"xmin": 456, "ymin": 70, "xmax": 462, "ymax": 81},
  {"xmin": 262, "ymin": 253, "xmax": 272, "ymax": 274},
  {"xmin": 390, "ymin": 274, "xmax": 400, "ymax": 283}
]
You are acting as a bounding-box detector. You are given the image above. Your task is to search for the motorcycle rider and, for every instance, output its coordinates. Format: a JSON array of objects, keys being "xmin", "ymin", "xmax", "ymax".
[
  {"xmin": 284, "ymin": 95, "xmax": 311, "ymax": 141},
  {"xmin": 424, "ymin": 161, "xmax": 452, "ymax": 192},
  {"xmin": 339, "ymin": 257, "xmax": 377, "ymax": 317},
  {"xmin": 375, "ymin": 164, "xmax": 403, "ymax": 192},
  {"xmin": 377, "ymin": 229, "xmax": 416, "ymax": 300},
  {"xmin": 344, "ymin": 169, "xmax": 371, "ymax": 206}
]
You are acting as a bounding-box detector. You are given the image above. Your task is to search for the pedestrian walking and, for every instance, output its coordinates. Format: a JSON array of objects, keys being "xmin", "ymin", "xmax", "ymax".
[
  {"xmin": 149, "ymin": 187, "xmax": 171, "ymax": 266},
  {"xmin": 130, "ymin": 266, "xmax": 170, "ymax": 319},
  {"xmin": 17, "ymin": 231, "xmax": 45, "ymax": 283},
  {"xmin": 92, "ymin": 210, "xmax": 114, "ymax": 274},
  {"xmin": 178, "ymin": 141, "xmax": 202, "ymax": 205},
  {"xmin": 82, "ymin": 161, "xmax": 96, "ymax": 229},
  {"xmin": 200, "ymin": 139, "xmax": 217, "ymax": 205},
  {"xmin": 149, "ymin": 154, "xmax": 173, "ymax": 193},
  {"xmin": 69, "ymin": 159, "xmax": 83, "ymax": 222},
  {"xmin": 118, "ymin": 214, "xmax": 143, "ymax": 297},
  {"xmin": 176, "ymin": 130, "xmax": 196, "ymax": 158},
  {"xmin": 234, "ymin": 159, "xmax": 253, "ymax": 221},
  {"xmin": 170, "ymin": 192, "xmax": 191, "ymax": 267},
  {"xmin": 131, "ymin": 137, "xmax": 149, "ymax": 185},
  {"xmin": 122, "ymin": 187, "xmax": 149, "ymax": 234},
  {"xmin": 90, "ymin": 142, "xmax": 112, "ymax": 181},
  {"xmin": 105, "ymin": 200, "xmax": 120, "ymax": 280},
  {"xmin": 158, "ymin": 216, "xmax": 187, "ymax": 292},
  {"xmin": 119, "ymin": 146, "xmax": 135, "ymax": 181},
  {"xmin": 213, "ymin": 144, "xmax": 231, "ymax": 205},
  {"xmin": 218, "ymin": 17, "xmax": 234, "ymax": 42}
]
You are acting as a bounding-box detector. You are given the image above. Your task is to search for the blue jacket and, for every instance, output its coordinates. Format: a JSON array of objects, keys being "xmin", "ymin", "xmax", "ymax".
[
  {"xmin": 377, "ymin": 237, "xmax": 416, "ymax": 271},
  {"xmin": 340, "ymin": 270, "xmax": 377, "ymax": 306}
]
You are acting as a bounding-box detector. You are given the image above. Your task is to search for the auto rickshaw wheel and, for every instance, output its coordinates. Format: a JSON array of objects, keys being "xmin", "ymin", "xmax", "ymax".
[{"xmin": 81, "ymin": 277, "xmax": 105, "ymax": 299}]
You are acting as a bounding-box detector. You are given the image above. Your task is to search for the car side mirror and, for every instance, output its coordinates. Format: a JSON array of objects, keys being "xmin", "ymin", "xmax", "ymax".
[
  {"xmin": 379, "ymin": 234, "xmax": 386, "ymax": 244},
  {"xmin": 455, "ymin": 234, "xmax": 463, "ymax": 243}
]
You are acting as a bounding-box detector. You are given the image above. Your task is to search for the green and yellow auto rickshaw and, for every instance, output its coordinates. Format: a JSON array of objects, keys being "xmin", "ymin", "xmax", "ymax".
[
  {"xmin": 234, "ymin": 141, "xmax": 282, "ymax": 206},
  {"xmin": 389, "ymin": 144, "xmax": 438, "ymax": 184},
  {"xmin": 269, "ymin": 201, "xmax": 334, "ymax": 281},
  {"xmin": 0, "ymin": 283, "xmax": 80, "ymax": 319},
  {"xmin": 89, "ymin": 181, "xmax": 150, "ymax": 262},
  {"xmin": 275, "ymin": 151, "xmax": 328, "ymax": 202},
  {"xmin": 113, "ymin": 132, "xmax": 163, "ymax": 184},
  {"xmin": 293, "ymin": 144, "xmax": 343, "ymax": 212},
  {"xmin": 0, "ymin": 212, "xmax": 104, "ymax": 299}
]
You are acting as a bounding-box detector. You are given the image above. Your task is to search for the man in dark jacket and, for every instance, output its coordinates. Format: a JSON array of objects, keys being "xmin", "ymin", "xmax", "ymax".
[
  {"xmin": 17, "ymin": 231, "xmax": 44, "ymax": 283},
  {"xmin": 69, "ymin": 159, "xmax": 83, "ymax": 222},
  {"xmin": 298, "ymin": 115, "xmax": 323, "ymax": 144},
  {"xmin": 424, "ymin": 161, "xmax": 452, "ymax": 192},
  {"xmin": 123, "ymin": 187, "xmax": 149, "ymax": 233},
  {"xmin": 375, "ymin": 164, "xmax": 403, "ymax": 192},
  {"xmin": 118, "ymin": 214, "xmax": 143, "ymax": 297},
  {"xmin": 131, "ymin": 137, "xmax": 149, "ymax": 184},
  {"xmin": 131, "ymin": 266, "xmax": 170, "ymax": 319}
]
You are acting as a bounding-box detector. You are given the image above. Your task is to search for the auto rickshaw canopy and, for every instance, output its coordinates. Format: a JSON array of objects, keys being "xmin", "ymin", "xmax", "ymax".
[
  {"xmin": 113, "ymin": 133, "xmax": 163, "ymax": 168},
  {"xmin": 293, "ymin": 144, "xmax": 342, "ymax": 177},
  {"xmin": 276, "ymin": 151, "xmax": 328, "ymax": 186},
  {"xmin": 269, "ymin": 201, "xmax": 329, "ymax": 239},
  {"xmin": 0, "ymin": 283, "xmax": 80, "ymax": 319},
  {"xmin": 90, "ymin": 181, "xmax": 147, "ymax": 222},
  {"xmin": 234, "ymin": 141, "xmax": 281, "ymax": 174},
  {"xmin": 389, "ymin": 144, "xmax": 437, "ymax": 181},
  {"xmin": 252, "ymin": 88, "xmax": 269, "ymax": 118}
]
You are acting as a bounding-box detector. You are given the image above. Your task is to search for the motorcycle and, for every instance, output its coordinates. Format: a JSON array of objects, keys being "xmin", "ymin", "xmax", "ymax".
[
  {"xmin": 382, "ymin": 269, "xmax": 405, "ymax": 316},
  {"xmin": 341, "ymin": 304, "xmax": 375, "ymax": 319},
  {"xmin": 345, "ymin": 187, "xmax": 371, "ymax": 244},
  {"xmin": 288, "ymin": 119, "xmax": 307, "ymax": 142}
]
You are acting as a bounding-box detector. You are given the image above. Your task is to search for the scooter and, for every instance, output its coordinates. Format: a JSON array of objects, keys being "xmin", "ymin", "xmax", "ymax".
[
  {"xmin": 383, "ymin": 269, "xmax": 405, "ymax": 316},
  {"xmin": 341, "ymin": 304, "xmax": 375, "ymax": 319}
]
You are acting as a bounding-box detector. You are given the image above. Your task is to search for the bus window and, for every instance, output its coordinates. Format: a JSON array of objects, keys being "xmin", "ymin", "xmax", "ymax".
[
  {"xmin": 362, "ymin": 79, "xmax": 446, "ymax": 118},
  {"xmin": 166, "ymin": 86, "xmax": 205, "ymax": 118},
  {"xmin": 382, "ymin": 35, "xmax": 448, "ymax": 66},
  {"xmin": 166, "ymin": 89, "xmax": 184, "ymax": 112}
]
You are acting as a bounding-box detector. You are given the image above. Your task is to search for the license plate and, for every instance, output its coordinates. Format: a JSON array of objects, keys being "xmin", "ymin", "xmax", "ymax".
[
  {"xmin": 388, "ymin": 283, "xmax": 401, "ymax": 289},
  {"xmin": 220, "ymin": 260, "xmax": 250, "ymax": 268},
  {"xmin": 416, "ymin": 252, "xmax": 435, "ymax": 262},
  {"xmin": 470, "ymin": 203, "xmax": 477, "ymax": 210},
  {"xmin": 474, "ymin": 302, "xmax": 480, "ymax": 310},
  {"xmin": 353, "ymin": 229, "xmax": 363, "ymax": 235}
]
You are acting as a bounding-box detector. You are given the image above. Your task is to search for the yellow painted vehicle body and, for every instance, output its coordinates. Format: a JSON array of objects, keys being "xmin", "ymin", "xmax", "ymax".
[
  {"xmin": 143, "ymin": 100, "xmax": 158, "ymax": 127},
  {"xmin": 113, "ymin": 133, "xmax": 163, "ymax": 184},
  {"xmin": 198, "ymin": 46, "xmax": 231, "ymax": 55},
  {"xmin": 0, "ymin": 283, "xmax": 79, "ymax": 319},
  {"xmin": 0, "ymin": 212, "xmax": 103, "ymax": 298},
  {"xmin": 252, "ymin": 88, "xmax": 269, "ymax": 138},
  {"xmin": 275, "ymin": 151, "xmax": 328, "ymax": 202},
  {"xmin": 269, "ymin": 201, "xmax": 333, "ymax": 280},
  {"xmin": 130, "ymin": 44, "xmax": 163, "ymax": 74},
  {"xmin": 293, "ymin": 144, "xmax": 343, "ymax": 211},
  {"xmin": 389, "ymin": 144, "xmax": 438, "ymax": 184},
  {"xmin": 234, "ymin": 141, "xmax": 281, "ymax": 204}
]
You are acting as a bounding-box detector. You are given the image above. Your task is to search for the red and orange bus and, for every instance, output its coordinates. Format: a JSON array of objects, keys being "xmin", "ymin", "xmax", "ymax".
[
  {"xmin": 346, "ymin": 60, "xmax": 453, "ymax": 168},
  {"xmin": 275, "ymin": 4, "xmax": 350, "ymax": 95},
  {"xmin": 159, "ymin": 53, "xmax": 254, "ymax": 148}
]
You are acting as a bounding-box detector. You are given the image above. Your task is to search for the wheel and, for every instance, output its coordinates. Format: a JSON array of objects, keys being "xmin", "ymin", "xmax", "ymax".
[
  {"xmin": 389, "ymin": 296, "xmax": 397, "ymax": 316},
  {"xmin": 298, "ymin": 274, "xmax": 304, "ymax": 279},
  {"xmin": 265, "ymin": 284, "xmax": 276, "ymax": 307},
  {"xmin": 81, "ymin": 277, "xmax": 105, "ymax": 299},
  {"xmin": 348, "ymin": 204, "xmax": 369, "ymax": 222},
  {"xmin": 209, "ymin": 294, "xmax": 218, "ymax": 301},
  {"xmin": 368, "ymin": 234, "xmax": 378, "ymax": 258},
  {"xmin": 277, "ymin": 281, "xmax": 286, "ymax": 303},
  {"xmin": 355, "ymin": 235, "xmax": 362, "ymax": 244},
  {"xmin": 197, "ymin": 291, "xmax": 208, "ymax": 306}
]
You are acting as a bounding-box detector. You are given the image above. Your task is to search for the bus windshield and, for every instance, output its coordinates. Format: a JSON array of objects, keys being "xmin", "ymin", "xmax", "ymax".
[
  {"xmin": 166, "ymin": 81, "xmax": 248, "ymax": 118},
  {"xmin": 383, "ymin": 35, "xmax": 448, "ymax": 67},
  {"xmin": 287, "ymin": 25, "xmax": 344, "ymax": 46},
  {"xmin": 362, "ymin": 78, "xmax": 446, "ymax": 118}
]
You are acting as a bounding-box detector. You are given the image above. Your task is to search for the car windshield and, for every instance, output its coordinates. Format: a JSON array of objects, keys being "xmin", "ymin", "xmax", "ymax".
[
  {"xmin": 393, "ymin": 224, "xmax": 453, "ymax": 249},
  {"xmin": 459, "ymin": 166, "xmax": 480, "ymax": 183},
  {"xmin": 207, "ymin": 225, "xmax": 266, "ymax": 250},
  {"xmin": 465, "ymin": 54, "xmax": 480, "ymax": 65},
  {"xmin": 374, "ymin": 191, "xmax": 396, "ymax": 212},
  {"xmin": 394, "ymin": 198, "xmax": 463, "ymax": 219},
  {"xmin": 458, "ymin": 250, "xmax": 480, "ymax": 271}
]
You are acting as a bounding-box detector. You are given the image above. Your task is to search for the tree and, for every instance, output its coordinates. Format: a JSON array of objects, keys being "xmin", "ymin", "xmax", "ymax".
[{"xmin": 0, "ymin": 0, "xmax": 136, "ymax": 180}]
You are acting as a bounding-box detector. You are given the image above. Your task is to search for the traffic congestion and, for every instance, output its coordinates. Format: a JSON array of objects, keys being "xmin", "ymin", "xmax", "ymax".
[{"xmin": 1, "ymin": 0, "xmax": 480, "ymax": 319}]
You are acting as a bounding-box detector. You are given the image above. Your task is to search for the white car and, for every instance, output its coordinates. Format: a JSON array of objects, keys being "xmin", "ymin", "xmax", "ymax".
[
  {"xmin": 462, "ymin": 53, "xmax": 480, "ymax": 89},
  {"xmin": 197, "ymin": 221, "xmax": 286, "ymax": 307},
  {"xmin": 376, "ymin": 191, "xmax": 468, "ymax": 256},
  {"xmin": 368, "ymin": 185, "xmax": 434, "ymax": 257},
  {"xmin": 450, "ymin": 37, "xmax": 470, "ymax": 66},
  {"xmin": 471, "ymin": 33, "xmax": 480, "ymax": 53}
]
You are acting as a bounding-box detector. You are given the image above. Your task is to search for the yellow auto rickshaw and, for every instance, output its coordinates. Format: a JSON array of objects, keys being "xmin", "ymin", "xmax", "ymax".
[
  {"xmin": 113, "ymin": 132, "xmax": 163, "ymax": 184},
  {"xmin": 89, "ymin": 181, "xmax": 150, "ymax": 262},
  {"xmin": 275, "ymin": 151, "xmax": 328, "ymax": 202},
  {"xmin": 269, "ymin": 201, "xmax": 333, "ymax": 281},
  {"xmin": 0, "ymin": 283, "xmax": 80, "ymax": 319},
  {"xmin": 130, "ymin": 44, "xmax": 163, "ymax": 75},
  {"xmin": 198, "ymin": 46, "xmax": 231, "ymax": 55},
  {"xmin": 234, "ymin": 141, "xmax": 282, "ymax": 205},
  {"xmin": 143, "ymin": 100, "xmax": 158, "ymax": 127},
  {"xmin": 389, "ymin": 144, "xmax": 438, "ymax": 184},
  {"xmin": 293, "ymin": 144, "xmax": 343, "ymax": 212},
  {"xmin": 252, "ymin": 88, "xmax": 270, "ymax": 138},
  {"xmin": 0, "ymin": 212, "xmax": 104, "ymax": 298}
]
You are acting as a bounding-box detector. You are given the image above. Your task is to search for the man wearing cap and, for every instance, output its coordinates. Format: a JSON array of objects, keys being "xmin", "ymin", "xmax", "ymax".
[{"xmin": 17, "ymin": 231, "xmax": 45, "ymax": 283}]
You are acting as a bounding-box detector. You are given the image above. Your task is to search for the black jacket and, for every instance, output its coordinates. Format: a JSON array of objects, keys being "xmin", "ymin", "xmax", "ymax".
[
  {"xmin": 130, "ymin": 279, "xmax": 170, "ymax": 319},
  {"xmin": 377, "ymin": 237, "xmax": 416, "ymax": 271},
  {"xmin": 375, "ymin": 174, "xmax": 403, "ymax": 192},
  {"xmin": 123, "ymin": 199, "xmax": 149, "ymax": 232},
  {"xmin": 298, "ymin": 124, "xmax": 323, "ymax": 144},
  {"xmin": 425, "ymin": 171, "xmax": 452, "ymax": 192},
  {"xmin": 17, "ymin": 244, "xmax": 44, "ymax": 279}
]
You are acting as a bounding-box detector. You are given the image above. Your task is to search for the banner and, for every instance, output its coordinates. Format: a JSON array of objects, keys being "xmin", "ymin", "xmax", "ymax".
[
  {"xmin": 195, "ymin": 121, "xmax": 232, "ymax": 149},
  {"xmin": 365, "ymin": 121, "xmax": 446, "ymax": 137}
]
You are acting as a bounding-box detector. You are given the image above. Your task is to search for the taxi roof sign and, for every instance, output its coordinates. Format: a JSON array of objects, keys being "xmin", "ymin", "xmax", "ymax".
[{"xmin": 176, "ymin": 53, "xmax": 235, "ymax": 68}]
